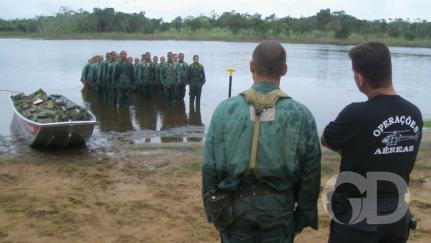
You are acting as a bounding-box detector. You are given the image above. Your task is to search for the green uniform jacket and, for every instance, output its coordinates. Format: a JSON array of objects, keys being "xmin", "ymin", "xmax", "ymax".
[
  {"xmin": 177, "ymin": 61, "xmax": 189, "ymax": 84},
  {"xmin": 161, "ymin": 62, "xmax": 179, "ymax": 88},
  {"xmin": 88, "ymin": 63, "xmax": 99, "ymax": 84},
  {"xmin": 202, "ymin": 82, "xmax": 321, "ymax": 231},
  {"xmin": 187, "ymin": 63, "xmax": 205, "ymax": 87},
  {"xmin": 156, "ymin": 63, "xmax": 164, "ymax": 86},
  {"xmin": 81, "ymin": 64, "xmax": 91, "ymax": 82},
  {"xmin": 114, "ymin": 61, "xmax": 134, "ymax": 89},
  {"xmin": 138, "ymin": 61, "xmax": 157, "ymax": 86},
  {"xmin": 153, "ymin": 62, "xmax": 159, "ymax": 84},
  {"xmin": 106, "ymin": 61, "xmax": 117, "ymax": 86},
  {"xmin": 133, "ymin": 63, "xmax": 141, "ymax": 85},
  {"xmin": 97, "ymin": 60, "xmax": 110, "ymax": 86}
]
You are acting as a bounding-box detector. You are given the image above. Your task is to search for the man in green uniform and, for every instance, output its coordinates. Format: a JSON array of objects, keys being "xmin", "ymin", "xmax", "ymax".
[
  {"xmin": 132, "ymin": 56, "xmax": 142, "ymax": 92},
  {"xmin": 176, "ymin": 53, "xmax": 188, "ymax": 100},
  {"xmin": 187, "ymin": 55, "xmax": 205, "ymax": 108},
  {"xmin": 105, "ymin": 51, "xmax": 117, "ymax": 89},
  {"xmin": 202, "ymin": 41, "xmax": 321, "ymax": 243},
  {"xmin": 161, "ymin": 52, "xmax": 179, "ymax": 104},
  {"xmin": 81, "ymin": 59, "xmax": 92, "ymax": 86},
  {"xmin": 152, "ymin": 55, "xmax": 160, "ymax": 91},
  {"xmin": 158, "ymin": 56, "xmax": 166, "ymax": 91},
  {"xmin": 88, "ymin": 56, "xmax": 101, "ymax": 90},
  {"xmin": 138, "ymin": 52, "xmax": 157, "ymax": 98},
  {"xmin": 114, "ymin": 50, "xmax": 134, "ymax": 91},
  {"xmin": 97, "ymin": 53, "xmax": 111, "ymax": 90}
]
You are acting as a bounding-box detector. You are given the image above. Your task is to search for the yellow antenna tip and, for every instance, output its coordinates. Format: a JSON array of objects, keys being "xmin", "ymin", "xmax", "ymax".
[{"xmin": 227, "ymin": 67, "xmax": 236, "ymax": 75}]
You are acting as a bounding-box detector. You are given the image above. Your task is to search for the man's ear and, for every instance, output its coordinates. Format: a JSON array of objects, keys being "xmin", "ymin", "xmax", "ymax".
[
  {"xmin": 357, "ymin": 73, "xmax": 365, "ymax": 86},
  {"xmin": 281, "ymin": 64, "xmax": 288, "ymax": 76},
  {"xmin": 354, "ymin": 72, "xmax": 366, "ymax": 90},
  {"xmin": 250, "ymin": 61, "xmax": 255, "ymax": 74}
]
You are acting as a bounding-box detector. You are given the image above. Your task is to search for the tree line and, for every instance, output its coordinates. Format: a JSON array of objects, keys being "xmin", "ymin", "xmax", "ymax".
[{"xmin": 1, "ymin": 7, "xmax": 431, "ymax": 40}]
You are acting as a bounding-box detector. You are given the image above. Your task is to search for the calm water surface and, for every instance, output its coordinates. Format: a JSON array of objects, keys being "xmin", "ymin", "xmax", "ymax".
[{"xmin": 0, "ymin": 39, "xmax": 430, "ymax": 147}]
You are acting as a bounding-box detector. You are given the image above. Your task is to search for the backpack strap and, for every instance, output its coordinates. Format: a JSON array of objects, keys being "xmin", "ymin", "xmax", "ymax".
[{"xmin": 240, "ymin": 88, "xmax": 289, "ymax": 182}]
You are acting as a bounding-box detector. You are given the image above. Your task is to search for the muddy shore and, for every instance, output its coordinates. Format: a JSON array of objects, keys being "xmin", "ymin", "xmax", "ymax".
[{"xmin": 0, "ymin": 131, "xmax": 430, "ymax": 242}]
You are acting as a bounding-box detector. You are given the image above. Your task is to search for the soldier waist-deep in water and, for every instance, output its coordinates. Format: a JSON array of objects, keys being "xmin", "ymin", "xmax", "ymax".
[{"xmin": 80, "ymin": 50, "xmax": 205, "ymax": 107}]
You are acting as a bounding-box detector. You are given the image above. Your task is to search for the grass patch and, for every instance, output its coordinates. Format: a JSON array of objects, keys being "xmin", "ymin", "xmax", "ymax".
[
  {"xmin": 411, "ymin": 200, "xmax": 431, "ymax": 210},
  {"xmin": 424, "ymin": 120, "xmax": 431, "ymax": 128},
  {"xmin": 415, "ymin": 161, "xmax": 431, "ymax": 170},
  {"xmin": 321, "ymin": 164, "xmax": 337, "ymax": 175},
  {"xmin": 0, "ymin": 174, "xmax": 17, "ymax": 184},
  {"xmin": 0, "ymin": 230, "xmax": 8, "ymax": 239},
  {"xmin": 183, "ymin": 160, "xmax": 202, "ymax": 172}
]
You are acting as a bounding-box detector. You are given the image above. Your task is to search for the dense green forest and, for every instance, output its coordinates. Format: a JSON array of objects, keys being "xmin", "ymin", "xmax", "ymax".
[{"xmin": 1, "ymin": 7, "xmax": 431, "ymax": 46}]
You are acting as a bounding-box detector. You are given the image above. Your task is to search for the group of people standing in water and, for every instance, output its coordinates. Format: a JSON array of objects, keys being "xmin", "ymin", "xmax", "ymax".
[{"xmin": 81, "ymin": 50, "xmax": 206, "ymax": 107}]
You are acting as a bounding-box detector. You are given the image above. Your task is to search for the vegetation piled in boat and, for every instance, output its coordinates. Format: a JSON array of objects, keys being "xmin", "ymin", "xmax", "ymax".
[{"xmin": 12, "ymin": 89, "xmax": 91, "ymax": 123}]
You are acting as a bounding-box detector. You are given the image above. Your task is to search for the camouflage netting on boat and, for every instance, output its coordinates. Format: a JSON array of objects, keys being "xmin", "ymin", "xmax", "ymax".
[{"xmin": 12, "ymin": 89, "xmax": 91, "ymax": 123}]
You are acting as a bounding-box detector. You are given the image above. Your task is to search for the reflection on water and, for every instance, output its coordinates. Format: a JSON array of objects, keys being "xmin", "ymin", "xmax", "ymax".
[
  {"xmin": 81, "ymin": 87, "xmax": 205, "ymax": 143},
  {"xmin": 1, "ymin": 39, "xmax": 430, "ymax": 145}
]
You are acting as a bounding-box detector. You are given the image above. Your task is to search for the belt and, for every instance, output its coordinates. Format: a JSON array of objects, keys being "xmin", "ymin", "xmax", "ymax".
[{"xmin": 232, "ymin": 183, "xmax": 280, "ymax": 200}]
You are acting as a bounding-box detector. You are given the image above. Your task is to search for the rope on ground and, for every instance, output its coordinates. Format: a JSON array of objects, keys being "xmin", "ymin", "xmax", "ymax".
[{"xmin": 0, "ymin": 89, "xmax": 21, "ymax": 94}]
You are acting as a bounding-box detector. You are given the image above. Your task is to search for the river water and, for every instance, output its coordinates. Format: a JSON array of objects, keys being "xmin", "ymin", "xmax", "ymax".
[{"xmin": 0, "ymin": 39, "xmax": 430, "ymax": 146}]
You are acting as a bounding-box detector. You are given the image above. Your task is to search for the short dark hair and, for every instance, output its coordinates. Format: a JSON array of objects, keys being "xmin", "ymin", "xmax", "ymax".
[
  {"xmin": 349, "ymin": 42, "xmax": 392, "ymax": 88},
  {"xmin": 252, "ymin": 40, "xmax": 286, "ymax": 78}
]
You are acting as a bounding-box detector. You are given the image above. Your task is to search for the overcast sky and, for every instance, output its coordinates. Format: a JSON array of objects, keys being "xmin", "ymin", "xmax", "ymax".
[{"xmin": 1, "ymin": 0, "xmax": 430, "ymax": 21}]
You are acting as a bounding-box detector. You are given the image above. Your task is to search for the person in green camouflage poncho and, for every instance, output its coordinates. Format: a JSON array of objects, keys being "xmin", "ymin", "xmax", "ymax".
[
  {"xmin": 202, "ymin": 41, "xmax": 321, "ymax": 243},
  {"xmin": 97, "ymin": 53, "xmax": 111, "ymax": 90},
  {"xmin": 161, "ymin": 52, "xmax": 179, "ymax": 103},
  {"xmin": 157, "ymin": 56, "xmax": 166, "ymax": 91},
  {"xmin": 88, "ymin": 56, "xmax": 101, "ymax": 89},
  {"xmin": 114, "ymin": 51, "xmax": 134, "ymax": 90},
  {"xmin": 106, "ymin": 51, "xmax": 117, "ymax": 88},
  {"xmin": 176, "ymin": 53, "xmax": 188, "ymax": 100},
  {"xmin": 81, "ymin": 59, "xmax": 92, "ymax": 86},
  {"xmin": 138, "ymin": 52, "xmax": 157, "ymax": 98},
  {"xmin": 187, "ymin": 55, "xmax": 205, "ymax": 108},
  {"xmin": 152, "ymin": 55, "xmax": 160, "ymax": 90},
  {"xmin": 132, "ymin": 56, "xmax": 142, "ymax": 91}
]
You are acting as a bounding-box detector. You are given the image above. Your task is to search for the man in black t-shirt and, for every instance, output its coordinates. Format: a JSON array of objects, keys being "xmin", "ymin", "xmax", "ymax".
[{"xmin": 322, "ymin": 42, "xmax": 423, "ymax": 243}]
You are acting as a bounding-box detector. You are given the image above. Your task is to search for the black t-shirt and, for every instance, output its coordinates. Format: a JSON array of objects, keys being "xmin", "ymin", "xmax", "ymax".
[{"xmin": 324, "ymin": 95, "xmax": 423, "ymax": 198}]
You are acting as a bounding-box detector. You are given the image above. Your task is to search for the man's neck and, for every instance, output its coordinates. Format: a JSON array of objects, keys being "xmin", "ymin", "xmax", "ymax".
[
  {"xmin": 366, "ymin": 86, "xmax": 397, "ymax": 99},
  {"xmin": 253, "ymin": 77, "xmax": 280, "ymax": 86}
]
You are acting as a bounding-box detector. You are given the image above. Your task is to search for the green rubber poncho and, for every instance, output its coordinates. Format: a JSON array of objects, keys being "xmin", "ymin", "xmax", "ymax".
[
  {"xmin": 114, "ymin": 61, "xmax": 134, "ymax": 90},
  {"xmin": 177, "ymin": 61, "xmax": 189, "ymax": 84},
  {"xmin": 202, "ymin": 82, "xmax": 321, "ymax": 232},
  {"xmin": 97, "ymin": 60, "xmax": 110, "ymax": 86},
  {"xmin": 161, "ymin": 62, "xmax": 179, "ymax": 88},
  {"xmin": 187, "ymin": 63, "xmax": 205, "ymax": 87},
  {"xmin": 138, "ymin": 61, "xmax": 157, "ymax": 86}
]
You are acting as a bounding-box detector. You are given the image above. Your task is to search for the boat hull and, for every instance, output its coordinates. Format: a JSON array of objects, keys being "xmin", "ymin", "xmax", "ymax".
[{"xmin": 10, "ymin": 95, "xmax": 97, "ymax": 147}]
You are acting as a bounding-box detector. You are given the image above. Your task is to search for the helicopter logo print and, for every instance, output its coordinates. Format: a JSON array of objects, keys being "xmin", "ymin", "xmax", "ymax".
[
  {"xmin": 381, "ymin": 130, "xmax": 419, "ymax": 146},
  {"xmin": 373, "ymin": 115, "xmax": 420, "ymax": 155}
]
